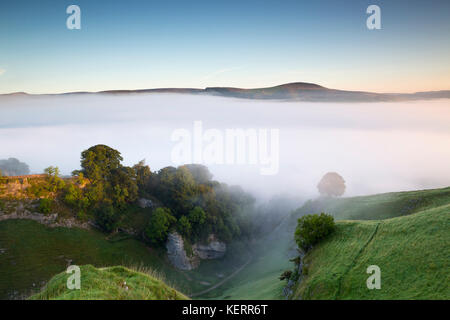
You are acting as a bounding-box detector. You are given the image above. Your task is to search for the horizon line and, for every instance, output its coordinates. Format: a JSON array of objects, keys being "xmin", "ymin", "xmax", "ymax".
[{"xmin": 1, "ymin": 81, "xmax": 450, "ymax": 96}]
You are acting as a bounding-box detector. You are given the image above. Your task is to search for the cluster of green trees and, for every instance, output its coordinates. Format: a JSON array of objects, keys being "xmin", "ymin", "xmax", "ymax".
[
  {"xmin": 144, "ymin": 164, "xmax": 254, "ymax": 243},
  {"xmin": 57, "ymin": 145, "xmax": 255, "ymax": 245},
  {"xmin": 63, "ymin": 145, "xmax": 139, "ymax": 231},
  {"xmin": 26, "ymin": 166, "xmax": 65, "ymax": 198}
]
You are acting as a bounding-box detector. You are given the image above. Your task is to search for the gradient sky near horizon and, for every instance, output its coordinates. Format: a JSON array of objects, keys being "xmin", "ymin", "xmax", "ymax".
[{"xmin": 1, "ymin": 0, "xmax": 449, "ymax": 94}]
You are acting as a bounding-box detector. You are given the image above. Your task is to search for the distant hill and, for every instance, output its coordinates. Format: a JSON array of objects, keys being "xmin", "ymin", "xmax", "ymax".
[{"xmin": 2, "ymin": 82, "xmax": 449, "ymax": 102}]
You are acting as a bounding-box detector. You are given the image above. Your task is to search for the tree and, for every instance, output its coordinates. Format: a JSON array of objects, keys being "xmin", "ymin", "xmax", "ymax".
[
  {"xmin": 177, "ymin": 216, "xmax": 192, "ymax": 237},
  {"xmin": 295, "ymin": 213, "xmax": 335, "ymax": 251},
  {"xmin": 181, "ymin": 164, "xmax": 212, "ymax": 184},
  {"xmin": 76, "ymin": 145, "xmax": 123, "ymax": 183},
  {"xmin": 109, "ymin": 166, "xmax": 138, "ymax": 209},
  {"xmin": 151, "ymin": 166, "xmax": 196, "ymax": 217},
  {"xmin": 0, "ymin": 158, "xmax": 30, "ymax": 176},
  {"xmin": 317, "ymin": 172, "xmax": 346, "ymax": 197},
  {"xmin": 44, "ymin": 166, "xmax": 65, "ymax": 192},
  {"xmin": 188, "ymin": 206, "xmax": 206, "ymax": 226},
  {"xmin": 64, "ymin": 184, "xmax": 90, "ymax": 215},
  {"xmin": 133, "ymin": 160, "xmax": 152, "ymax": 194},
  {"xmin": 94, "ymin": 203, "xmax": 119, "ymax": 233},
  {"xmin": 73, "ymin": 145, "xmax": 138, "ymax": 207},
  {"xmin": 144, "ymin": 207, "xmax": 176, "ymax": 245}
]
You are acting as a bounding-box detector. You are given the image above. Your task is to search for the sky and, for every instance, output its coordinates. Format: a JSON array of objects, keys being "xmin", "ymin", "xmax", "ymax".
[{"xmin": 0, "ymin": 0, "xmax": 449, "ymax": 94}]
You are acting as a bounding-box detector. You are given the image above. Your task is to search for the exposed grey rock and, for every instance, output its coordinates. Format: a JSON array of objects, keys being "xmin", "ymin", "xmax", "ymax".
[
  {"xmin": 166, "ymin": 232, "xmax": 226, "ymax": 270},
  {"xmin": 283, "ymin": 279, "xmax": 294, "ymax": 299},
  {"xmin": 283, "ymin": 250, "xmax": 307, "ymax": 300},
  {"xmin": 0, "ymin": 210, "xmax": 90, "ymax": 229},
  {"xmin": 137, "ymin": 198, "xmax": 153, "ymax": 209},
  {"xmin": 166, "ymin": 232, "xmax": 199, "ymax": 270},
  {"xmin": 194, "ymin": 234, "xmax": 226, "ymax": 259}
]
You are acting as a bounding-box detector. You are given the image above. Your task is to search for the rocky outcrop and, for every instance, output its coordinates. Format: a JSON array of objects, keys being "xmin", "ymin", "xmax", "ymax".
[
  {"xmin": 137, "ymin": 198, "xmax": 153, "ymax": 209},
  {"xmin": 0, "ymin": 210, "xmax": 91, "ymax": 229},
  {"xmin": 166, "ymin": 232, "xmax": 199, "ymax": 270},
  {"xmin": 194, "ymin": 234, "xmax": 226, "ymax": 259},
  {"xmin": 283, "ymin": 279, "xmax": 295, "ymax": 298},
  {"xmin": 283, "ymin": 251, "xmax": 306, "ymax": 299},
  {"xmin": 0, "ymin": 200, "xmax": 91, "ymax": 229},
  {"xmin": 166, "ymin": 232, "xmax": 227, "ymax": 270},
  {"xmin": 0, "ymin": 178, "xmax": 31, "ymax": 198}
]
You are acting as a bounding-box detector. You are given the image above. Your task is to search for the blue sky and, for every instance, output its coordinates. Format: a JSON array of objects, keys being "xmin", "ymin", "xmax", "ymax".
[{"xmin": 0, "ymin": 0, "xmax": 449, "ymax": 94}]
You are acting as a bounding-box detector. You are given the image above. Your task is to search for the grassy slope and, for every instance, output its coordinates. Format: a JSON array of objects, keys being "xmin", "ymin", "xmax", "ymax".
[
  {"xmin": 296, "ymin": 187, "xmax": 450, "ymax": 221},
  {"xmin": 203, "ymin": 187, "xmax": 450, "ymax": 300},
  {"xmin": 293, "ymin": 204, "xmax": 450, "ymax": 299},
  {"xmin": 31, "ymin": 265, "xmax": 188, "ymax": 300},
  {"xmin": 0, "ymin": 219, "xmax": 246, "ymax": 299},
  {"xmin": 198, "ymin": 233, "xmax": 292, "ymax": 300},
  {"xmin": 2, "ymin": 187, "xmax": 449, "ymax": 300}
]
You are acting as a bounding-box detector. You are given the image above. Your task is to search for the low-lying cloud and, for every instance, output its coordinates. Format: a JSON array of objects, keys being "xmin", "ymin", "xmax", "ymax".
[{"xmin": 1, "ymin": 94, "xmax": 449, "ymax": 199}]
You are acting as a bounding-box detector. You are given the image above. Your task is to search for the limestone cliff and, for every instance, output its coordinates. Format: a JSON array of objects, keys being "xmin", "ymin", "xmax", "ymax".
[
  {"xmin": 165, "ymin": 232, "xmax": 226, "ymax": 270},
  {"xmin": 166, "ymin": 232, "xmax": 199, "ymax": 270}
]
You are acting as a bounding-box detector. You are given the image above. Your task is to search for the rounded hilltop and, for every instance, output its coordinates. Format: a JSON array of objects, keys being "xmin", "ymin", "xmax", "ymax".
[{"xmin": 30, "ymin": 265, "xmax": 189, "ymax": 300}]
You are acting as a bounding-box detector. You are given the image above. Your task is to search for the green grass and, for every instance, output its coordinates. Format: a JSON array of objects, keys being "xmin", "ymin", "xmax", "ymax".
[
  {"xmin": 198, "ymin": 227, "xmax": 294, "ymax": 300},
  {"xmin": 294, "ymin": 187, "xmax": 450, "ymax": 221},
  {"xmin": 204, "ymin": 187, "xmax": 450, "ymax": 300},
  {"xmin": 0, "ymin": 219, "xmax": 246, "ymax": 299},
  {"xmin": 30, "ymin": 265, "xmax": 188, "ymax": 300},
  {"xmin": 292, "ymin": 204, "xmax": 450, "ymax": 299},
  {"xmin": 2, "ymin": 187, "xmax": 449, "ymax": 300}
]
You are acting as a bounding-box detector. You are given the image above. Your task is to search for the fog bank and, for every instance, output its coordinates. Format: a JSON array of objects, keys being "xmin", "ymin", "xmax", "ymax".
[{"xmin": 1, "ymin": 94, "xmax": 449, "ymax": 199}]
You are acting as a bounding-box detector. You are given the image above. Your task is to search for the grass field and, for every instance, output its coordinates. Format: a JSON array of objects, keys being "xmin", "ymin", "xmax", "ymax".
[
  {"xmin": 0, "ymin": 219, "xmax": 246, "ymax": 299},
  {"xmin": 198, "ymin": 233, "xmax": 293, "ymax": 300},
  {"xmin": 294, "ymin": 187, "xmax": 450, "ymax": 221},
  {"xmin": 203, "ymin": 187, "xmax": 450, "ymax": 300},
  {"xmin": 2, "ymin": 187, "xmax": 449, "ymax": 300},
  {"xmin": 30, "ymin": 265, "xmax": 188, "ymax": 300},
  {"xmin": 292, "ymin": 204, "xmax": 450, "ymax": 299}
]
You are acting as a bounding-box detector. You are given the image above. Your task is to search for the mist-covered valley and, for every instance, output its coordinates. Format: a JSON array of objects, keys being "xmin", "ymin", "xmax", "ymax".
[{"xmin": 1, "ymin": 94, "xmax": 449, "ymax": 200}]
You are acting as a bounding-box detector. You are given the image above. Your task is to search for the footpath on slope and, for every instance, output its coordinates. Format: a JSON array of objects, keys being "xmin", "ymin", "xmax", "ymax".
[
  {"xmin": 334, "ymin": 222, "xmax": 381, "ymax": 299},
  {"xmin": 190, "ymin": 256, "xmax": 253, "ymax": 298}
]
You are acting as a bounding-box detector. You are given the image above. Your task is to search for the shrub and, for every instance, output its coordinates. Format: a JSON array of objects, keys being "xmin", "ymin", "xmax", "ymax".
[
  {"xmin": 76, "ymin": 210, "xmax": 88, "ymax": 222},
  {"xmin": 44, "ymin": 166, "xmax": 65, "ymax": 192},
  {"xmin": 295, "ymin": 213, "xmax": 335, "ymax": 251},
  {"xmin": 302, "ymin": 266, "xmax": 309, "ymax": 276},
  {"xmin": 94, "ymin": 204, "xmax": 119, "ymax": 233},
  {"xmin": 27, "ymin": 183, "xmax": 47, "ymax": 198},
  {"xmin": 144, "ymin": 207, "xmax": 176, "ymax": 245},
  {"xmin": 38, "ymin": 198, "xmax": 54, "ymax": 214},
  {"xmin": 279, "ymin": 270, "xmax": 293, "ymax": 281}
]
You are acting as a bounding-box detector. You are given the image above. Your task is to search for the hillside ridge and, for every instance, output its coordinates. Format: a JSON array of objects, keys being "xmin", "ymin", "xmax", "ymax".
[
  {"xmin": 1, "ymin": 82, "xmax": 449, "ymax": 102},
  {"xmin": 291, "ymin": 203, "xmax": 450, "ymax": 300}
]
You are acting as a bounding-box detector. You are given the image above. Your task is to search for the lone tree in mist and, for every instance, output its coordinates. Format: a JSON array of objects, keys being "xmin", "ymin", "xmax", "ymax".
[{"xmin": 317, "ymin": 172, "xmax": 346, "ymax": 197}]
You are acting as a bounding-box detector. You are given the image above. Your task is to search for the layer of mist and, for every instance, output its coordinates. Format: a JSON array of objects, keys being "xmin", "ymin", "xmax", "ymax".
[{"xmin": 1, "ymin": 94, "xmax": 449, "ymax": 199}]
